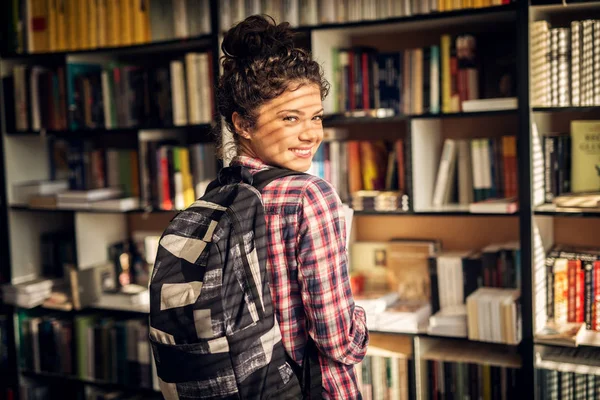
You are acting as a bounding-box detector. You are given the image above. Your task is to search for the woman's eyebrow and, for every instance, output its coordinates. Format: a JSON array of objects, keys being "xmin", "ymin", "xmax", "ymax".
[{"xmin": 276, "ymin": 109, "xmax": 304, "ymax": 115}]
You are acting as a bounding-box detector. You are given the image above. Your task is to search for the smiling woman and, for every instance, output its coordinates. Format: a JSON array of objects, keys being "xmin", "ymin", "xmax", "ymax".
[
  {"xmin": 216, "ymin": 15, "xmax": 329, "ymax": 170},
  {"xmin": 233, "ymin": 84, "xmax": 325, "ymax": 172},
  {"xmin": 214, "ymin": 15, "xmax": 369, "ymax": 400}
]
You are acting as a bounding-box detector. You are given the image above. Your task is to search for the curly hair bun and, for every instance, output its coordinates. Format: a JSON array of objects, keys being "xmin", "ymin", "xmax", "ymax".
[{"xmin": 221, "ymin": 15, "xmax": 295, "ymax": 64}]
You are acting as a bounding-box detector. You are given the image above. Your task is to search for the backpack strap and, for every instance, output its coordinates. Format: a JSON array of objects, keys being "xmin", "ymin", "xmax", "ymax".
[{"xmin": 251, "ymin": 167, "xmax": 305, "ymax": 192}]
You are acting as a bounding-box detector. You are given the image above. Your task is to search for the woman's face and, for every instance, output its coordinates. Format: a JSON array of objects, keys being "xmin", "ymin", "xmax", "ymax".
[{"xmin": 238, "ymin": 83, "xmax": 324, "ymax": 172}]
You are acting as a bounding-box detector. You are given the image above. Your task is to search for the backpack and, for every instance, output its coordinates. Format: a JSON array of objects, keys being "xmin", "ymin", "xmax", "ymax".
[{"xmin": 149, "ymin": 165, "xmax": 322, "ymax": 399}]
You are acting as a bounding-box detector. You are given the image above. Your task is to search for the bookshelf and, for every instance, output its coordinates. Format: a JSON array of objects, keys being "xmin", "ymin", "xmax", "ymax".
[{"xmin": 1, "ymin": 0, "xmax": 600, "ymax": 399}]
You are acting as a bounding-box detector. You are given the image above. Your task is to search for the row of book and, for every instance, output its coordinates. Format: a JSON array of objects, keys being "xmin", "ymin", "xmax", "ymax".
[
  {"xmin": 430, "ymin": 242, "xmax": 521, "ymax": 313},
  {"xmin": 356, "ymin": 349, "xmax": 413, "ymax": 400},
  {"xmin": 466, "ymin": 287, "xmax": 521, "ymax": 344},
  {"xmin": 537, "ymin": 369, "xmax": 600, "ymax": 399},
  {"xmin": 422, "ymin": 341, "xmax": 520, "ymax": 399},
  {"xmin": 17, "ymin": 312, "xmax": 158, "ymax": 390},
  {"xmin": 1, "ymin": 0, "xmax": 210, "ymax": 55},
  {"xmin": 139, "ymin": 141, "xmax": 217, "ymax": 210},
  {"xmin": 545, "ymin": 245, "xmax": 600, "ymax": 331},
  {"xmin": 350, "ymin": 239, "xmax": 521, "ymax": 305},
  {"xmin": 302, "ymin": 127, "xmax": 408, "ymax": 208},
  {"xmin": 330, "ymin": 32, "xmax": 516, "ymax": 116},
  {"xmin": 541, "ymin": 121, "xmax": 600, "ymax": 201},
  {"xmin": 531, "ymin": 19, "xmax": 600, "ymax": 108},
  {"xmin": 425, "ymin": 359, "xmax": 519, "ymax": 399},
  {"xmin": 8, "ymin": 52, "xmax": 215, "ymax": 133},
  {"xmin": 536, "ymin": 345, "xmax": 600, "ymax": 396},
  {"xmin": 66, "ymin": 144, "xmax": 140, "ymax": 195},
  {"xmin": 220, "ymin": 0, "xmax": 512, "ymax": 31},
  {"xmin": 349, "ymin": 239, "xmax": 521, "ymax": 340},
  {"xmin": 432, "ymin": 136, "xmax": 518, "ymax": 209}
]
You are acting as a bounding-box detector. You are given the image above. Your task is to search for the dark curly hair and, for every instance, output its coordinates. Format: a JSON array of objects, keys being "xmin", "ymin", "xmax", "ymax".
[{"xmin": 216, "ymin": 15, "xmax": 330, "ymax": 159}]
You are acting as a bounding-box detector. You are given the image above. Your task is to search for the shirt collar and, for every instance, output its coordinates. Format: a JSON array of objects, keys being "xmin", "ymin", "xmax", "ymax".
[{"xmin": 230, "ymin": 155, "xmax": 271, "ymax": 172}]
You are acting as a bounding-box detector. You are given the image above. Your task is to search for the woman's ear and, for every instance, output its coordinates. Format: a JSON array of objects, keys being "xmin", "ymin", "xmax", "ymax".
[{"xmin": 232, "ymin": 112, "xmax": 251, "ymax": 140}]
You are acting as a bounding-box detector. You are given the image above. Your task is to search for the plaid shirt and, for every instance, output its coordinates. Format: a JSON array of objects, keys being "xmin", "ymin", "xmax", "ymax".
[{"xmin": 231, "ymin": 156, "xmax": 369, "ymax": 399}]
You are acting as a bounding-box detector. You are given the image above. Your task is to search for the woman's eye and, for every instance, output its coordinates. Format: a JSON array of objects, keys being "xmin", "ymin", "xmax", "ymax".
[
  {"xmin": 313, "ymin": 115, "xmax": 323, "ymax": 121},
  {"xmin": 283, "ymin": 116, "xmax": 298, "ymax": 122}
]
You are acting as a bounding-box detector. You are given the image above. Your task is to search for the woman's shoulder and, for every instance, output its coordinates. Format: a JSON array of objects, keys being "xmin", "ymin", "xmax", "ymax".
[
  {"xmin": 262, "ymin": 172, "xmax": 342, "ymax": 214},
  {"xmin": 266, "ymin": 172, "xmax": 338, "ymax": 198}
]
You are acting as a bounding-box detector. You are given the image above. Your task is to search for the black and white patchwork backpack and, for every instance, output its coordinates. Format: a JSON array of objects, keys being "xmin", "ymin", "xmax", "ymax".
[{"xmin": 149, "ymin": 165, "xmax": 322, "ymax": 399}]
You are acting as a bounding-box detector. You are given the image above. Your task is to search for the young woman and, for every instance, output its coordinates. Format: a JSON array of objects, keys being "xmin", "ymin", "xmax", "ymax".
[{"xmin": 217, "ymin": 15, "xmax": 369, "ymax": 399}]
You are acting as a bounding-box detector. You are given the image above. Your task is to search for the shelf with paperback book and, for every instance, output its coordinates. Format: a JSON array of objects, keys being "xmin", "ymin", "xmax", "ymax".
[
  {"xmin": 310, "ymin": 14, "xmax": 518, "ymax": 119},
  {"xmin": 530, "ymin": 116, "xmax": 600, "ymax": 216},
  {"xmin": 14, "ymin": 308, "xmax": 161, "ymax": 396},
  {"xmin": 0, "ymin": 0, "xmax": 212, "ymax": 57},
  {"xmin": 218, "ymin": 0, "xmax": 516, "ymax": 34},
  {"xmin": 349, "ymin": 238, "xmax": 522, "ymax": 344},
  {"xmin": 0, "ymin": 50, "xmax": 217, "ymax": 135},
  {"xmin": 414, "ymin": 336, "xmax": 522, "ymax": 399},
  {"xmin": 529, "ymin": 0, "xmax": 600, "ymax": 363},
  {"xmin": 323, "ymin": 108, "xmax": 518, "ymax": 125},
  {"xmin": 535, "ymin": 344, "xmax": 600, "ymax": 399}
]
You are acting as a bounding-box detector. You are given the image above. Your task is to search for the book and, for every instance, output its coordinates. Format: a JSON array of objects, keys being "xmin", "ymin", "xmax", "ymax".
[{"xmin": 570, "ymin": 121, "xmax": 600, "ymax": 193}]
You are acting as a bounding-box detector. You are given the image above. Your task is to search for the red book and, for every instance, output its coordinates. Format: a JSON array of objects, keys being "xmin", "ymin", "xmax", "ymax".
[
  {"xmin": 576, "ymin": 266, "xmax": 585, "ymax": 323},
  {"xmin": 568, "ymin": 260, "xmax": 578, "ymax": 322},
  {"xmin": 362, "ymin": 52, "xmax": 369, "ymax": 110},
  {"xmin": 594, "ymin": 261, "xmax": 600, "ymax": 330}
]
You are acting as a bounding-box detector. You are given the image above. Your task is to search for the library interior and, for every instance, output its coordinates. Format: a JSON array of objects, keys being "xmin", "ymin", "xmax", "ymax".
[{"xmin": 1, "ymin": 0, "xmax": 600, "ymax": 399}]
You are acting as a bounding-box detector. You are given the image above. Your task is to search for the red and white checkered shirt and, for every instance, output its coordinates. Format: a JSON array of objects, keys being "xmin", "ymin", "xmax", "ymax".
[{"xmin": 230, "ymin": 156, "xmax": 369, "ymax": 399}]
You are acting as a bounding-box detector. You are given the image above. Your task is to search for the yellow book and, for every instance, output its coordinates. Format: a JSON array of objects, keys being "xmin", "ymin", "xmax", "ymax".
[
  {"xmin": 179, "ymin": 148, "xmax": 196, "ymax": 207},
  {"xmin": 107, "ymin": 0, "xmax": 121, "ymax": 47},
  {"xmin": 571, "ymin": 120, "xmax": 600, "ymax": 192},
  {"xmin": 142, "ymin": 0, "xmax": 151, "ymax": 42},
  {"xmin": 88, "ymin": 0, "xmax": 98, "ymax": 48},
  {"xmin": 121, "ymin": 0, "xmax": 133, "ymax": 46},
  {"xmin": 97, "ymin": 0, "xmax": 108, "ymax": 47},
  {"xmin": 131, "ymin": 0, "xmax": 146, "ymax": 44},
  {"xmin": 56, "ymin": 0, "xmax": 67, "ymax": 50},
  {"xmin": 66, "ymin": 0, "xmax": 78, "ymax": 50},
  {"xmin": 29, "ymin": 0, "xmax": 50, "ymax": 53},
  {"xmin": 47, "ymin": 0, "xmax": 58, "ymax": 51},
  {"xmin": 78, "ymin": 0, "xmax": 90, "ymax": 49},
  {"xmin": 482, "ymin": 365, "xmax": 491, "ymax": 400},
  {"xmin": 441, "ymin": 35, "xmax": 451, "ymax": 113}
]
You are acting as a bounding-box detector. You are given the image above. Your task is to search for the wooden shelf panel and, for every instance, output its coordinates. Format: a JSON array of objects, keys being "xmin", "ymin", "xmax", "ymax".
[
  {"xmin": 354, "ymin": 210, "xmax": 518, "ymax": 217},
  {"xmin": 535, "ymin": 330, "xmax": 600, "ymax": 349},
  {"xmin": 354, "ymin": 214, "xmax": 519, "ymax": 250},
  {"xmin": 10, "ymin": 205, "xmax": 178, "ymax": 215},
  {"xmin": 534, "ymin": 204, "xmax": 600, "ymax": 218},
  {"xmin": 324, "ymin": 109, "xmax": 517, "ymax": 125},
  {"xmin": 4, "ymin": 124, "xmax": 215, "ymax": 138},
  {"xmin": 298, "ymin": 4, "xmax": 516, "ymax": 34},
  {"xmin": 0, "ymin": 35, "xmax": 213, "ymax": 61},
  {"xmin": 420, "ymin": 339, "xmax": 522, "ymax": 368},
  {"xmin": 20, "ymin": 370, "xmax": 159, "ymax": 394},
  {"xmin": 532, "ymin": 106, "xmax": 600, "ymax": 113}
]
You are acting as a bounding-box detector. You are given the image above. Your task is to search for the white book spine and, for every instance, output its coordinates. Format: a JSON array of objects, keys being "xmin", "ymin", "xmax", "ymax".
[
  {"xmin": 185, "ymin": 53, "xmax": 200, "ymax": 124},
  {"xmin": 432, "ymin": 139, "xmax": 456, "ymax": 207},
  {"xmin": 101, "ymin": 71, "xmax": 112, "ymax": 129},
  {"xmin": 170, "ymin": 61, "xmax": 188, "ymax": 126},
  {"xmin": 173, "ymin": 0, "xmax": 189, "ymax": 38}
]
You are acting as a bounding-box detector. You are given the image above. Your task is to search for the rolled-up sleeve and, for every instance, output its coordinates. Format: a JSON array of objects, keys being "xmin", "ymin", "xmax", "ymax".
[{"xmin": 296, "ymin": 178, "xmax": 369, "ymax": 365}]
